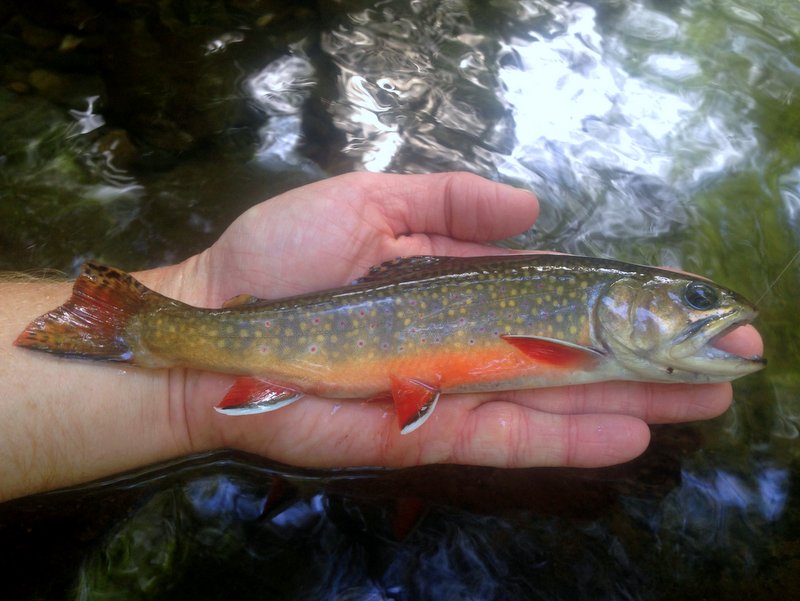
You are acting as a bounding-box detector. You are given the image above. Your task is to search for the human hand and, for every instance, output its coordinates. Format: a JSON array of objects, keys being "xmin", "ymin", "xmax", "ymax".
[{"xmin": 153, "ymin": 172, "xmax": 763, "ymax": 470}]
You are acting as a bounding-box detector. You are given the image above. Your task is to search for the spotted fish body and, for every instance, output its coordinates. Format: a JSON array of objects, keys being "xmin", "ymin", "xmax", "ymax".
[{"xmin": 15, "ymin": 255, "xmax": 765, "ymax": 433}]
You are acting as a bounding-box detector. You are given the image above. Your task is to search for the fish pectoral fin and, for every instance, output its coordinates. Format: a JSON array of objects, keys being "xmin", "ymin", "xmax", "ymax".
[
  {"xmin": 501, "ymin": 335, "xmax": 605, "ymax": 368},
  {"xmin": 390, "ymin": 376, "xmax": 441, "ymax": 435},
  {"xmin": 215, "ymin": 377, "xmax": 303, "ymax": 416},
  {"xmin": 222, "ymin": 294, "xmax": 268, "ymax": 308}
]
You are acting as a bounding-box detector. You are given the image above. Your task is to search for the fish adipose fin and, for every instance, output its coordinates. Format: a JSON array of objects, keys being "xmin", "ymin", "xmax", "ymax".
[
  {"xmin": 222, "ymin": 293, "xmax": 268, "ymax": 308},
  {"xmin": 215, "ymin": 377, "xmax": 303, "ymax": 415},
  {"xmin": 501, "ymin": 335, "xmax": 604, "ymax": 368},
  {"xmin": 390, "ymin": 376, "xmax": 441, "ymax": 435},
  {"xmin": 14, "ymin": 263, "xmax": 166, "ymax": 361}
]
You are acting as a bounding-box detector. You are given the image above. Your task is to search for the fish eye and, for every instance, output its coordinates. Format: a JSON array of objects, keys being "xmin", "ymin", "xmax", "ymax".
[{"xmin": 683, "ymin": 281, "xmax": 718, "ymax": 311}]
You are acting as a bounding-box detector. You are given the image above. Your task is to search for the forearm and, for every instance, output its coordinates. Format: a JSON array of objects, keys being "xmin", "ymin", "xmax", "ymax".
[{"xmin": 0, "ymin": 270, "xmax": 194, "ymax": 502}]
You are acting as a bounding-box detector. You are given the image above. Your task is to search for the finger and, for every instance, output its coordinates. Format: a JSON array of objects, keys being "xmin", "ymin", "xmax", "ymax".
[
  {"xmin": 496, "ymin": 381, "xmax": 734, "ymax": 424},
  {"xmin": 216, "ymin": 392, "xmax": 652, "ymax": 470},
  {"xmin": 712, "ymin": 323, "xmax": 763, "ymax": 358},
  {"xmin": 355, "ymin": 172, "xmax": 539, "ymax": 242},
  {"xmin": 447, "ymin": 402, "xmax": 652, "ymax": 468},
  {"xmin": 391, "ymin": 400, "xmax": 652, "ymax": 468}
]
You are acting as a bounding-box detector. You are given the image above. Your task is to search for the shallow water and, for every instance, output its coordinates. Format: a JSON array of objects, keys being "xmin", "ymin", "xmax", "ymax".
[{"xmin": 1, "ymin": 1, "xmax": 799, "ymax": 599}]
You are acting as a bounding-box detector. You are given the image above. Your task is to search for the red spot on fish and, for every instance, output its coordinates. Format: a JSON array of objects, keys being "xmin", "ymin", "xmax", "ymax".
[{"xmin": 264, "ymin": 320, "xmax": 272, "ymax": 329}]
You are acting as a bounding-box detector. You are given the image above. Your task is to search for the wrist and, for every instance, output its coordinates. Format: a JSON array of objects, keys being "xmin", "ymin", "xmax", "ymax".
[{"xmin": 0, "ymin": 276, "xmax": 193, "ymax": 501}]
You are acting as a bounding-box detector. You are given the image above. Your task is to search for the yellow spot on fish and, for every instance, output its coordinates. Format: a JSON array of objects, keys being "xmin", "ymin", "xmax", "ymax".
[
  {"xmin": 556, "ymin": 314, "xmax": 563, "ymax": 323},
  {"xmin": 239, "ymin": 329, "xmax": 248, "ymax": 337},
  {"xmin": 403, "ymin": 318, "xmax": 411, "ymax": 326},
  {"xmin": 569, "ymin": 325, "xmax": 578, "ymax": 335}
]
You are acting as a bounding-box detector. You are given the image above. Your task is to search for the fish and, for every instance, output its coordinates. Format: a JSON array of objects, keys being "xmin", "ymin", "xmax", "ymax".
[{"xmin": 14, "ymin": 255, "xmax": 765, "ymax": 434}]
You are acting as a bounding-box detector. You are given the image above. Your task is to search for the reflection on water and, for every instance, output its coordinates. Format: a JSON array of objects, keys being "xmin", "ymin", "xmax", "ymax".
[
  {"xmin": 1, "ymin": 0, "xmax": 800, "ymax": 599},
  {"xmin": 41, "ymin": 450, "xmax": 786, "ymax": 599}
]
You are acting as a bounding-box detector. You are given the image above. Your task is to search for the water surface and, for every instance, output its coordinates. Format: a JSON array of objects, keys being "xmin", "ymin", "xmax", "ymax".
[{"xmin": 1, "ymin": 1, "xmax": 799, "ymax": 599}]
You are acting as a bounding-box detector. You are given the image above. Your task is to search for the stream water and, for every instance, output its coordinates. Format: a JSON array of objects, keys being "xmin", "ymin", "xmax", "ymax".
[{"xmin": 1, "ymin": 1, "xmax": 799, "ymax": 599}]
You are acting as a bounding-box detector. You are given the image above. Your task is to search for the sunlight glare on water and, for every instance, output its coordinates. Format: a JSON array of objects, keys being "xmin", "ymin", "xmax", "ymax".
[{"xmin": 317, "ymin": 0, "xmax": 764, "ymax": 256}]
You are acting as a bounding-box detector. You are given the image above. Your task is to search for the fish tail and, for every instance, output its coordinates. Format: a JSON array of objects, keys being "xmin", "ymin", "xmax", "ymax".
[{"xmin": 14, "ymin": 262, "xmax": 165, "ymax": 362}]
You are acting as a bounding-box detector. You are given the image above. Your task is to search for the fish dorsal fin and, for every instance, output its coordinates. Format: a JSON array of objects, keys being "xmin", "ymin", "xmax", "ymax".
[
  {"xmin": 351, "ymin": 256, "xmax": 446, "ymax": 285},
  {"xmin": 222, "ymin": 294, "xmax": 268, "ymax": 309},
  {"xmin": 501, "ymin": 335, "xmax": 605, "ymax": 368}
]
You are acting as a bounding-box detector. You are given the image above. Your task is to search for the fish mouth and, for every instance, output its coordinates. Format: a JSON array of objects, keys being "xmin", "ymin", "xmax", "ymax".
[{"xmin": 670, "ymin": 307, "xmax": 766, "ymax": 378}]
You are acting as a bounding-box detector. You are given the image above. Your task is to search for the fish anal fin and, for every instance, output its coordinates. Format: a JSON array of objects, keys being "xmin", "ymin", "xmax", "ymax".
[
  {"xmin": 501, "ymin": 335, "xmax": 604, "ymax": 368},
  {"xmin": 390, "ymin": 376, "xmax": 441, "ymax": 435},
  {"xmin": 215, "ymin": 377, "xmax": 303, "ymax": 416}
]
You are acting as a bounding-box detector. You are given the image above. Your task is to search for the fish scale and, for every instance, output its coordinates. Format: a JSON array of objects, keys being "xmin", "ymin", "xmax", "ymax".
[{"xmin": 15, "ymin": 254, "xmax": 764, "ymax": 434}]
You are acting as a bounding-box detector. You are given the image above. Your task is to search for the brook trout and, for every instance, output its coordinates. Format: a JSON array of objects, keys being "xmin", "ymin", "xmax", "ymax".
[{"xmin": 15, "ymin": 255, "xmax": 765, "ymax": 433}]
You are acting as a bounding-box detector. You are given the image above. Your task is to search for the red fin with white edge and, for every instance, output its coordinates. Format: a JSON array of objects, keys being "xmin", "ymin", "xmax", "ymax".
[
  {"xmin": 501, "ymin": 335, "xmax": 604, "ymax": 368},
  {"xmin": 390, "ymin": 376, "xmax": 441, "ymax": 435},
  {"xmin": 215, "ymin": 377, "xmax": 303, "ymax": 416},
  {"xmin": 14, "ymin": 262, "xmax": 167, "ymax": 362}
]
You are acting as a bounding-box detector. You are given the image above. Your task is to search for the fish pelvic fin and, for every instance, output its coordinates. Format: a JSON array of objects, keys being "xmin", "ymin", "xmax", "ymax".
[
  {"xmin": 390, "ymin": 376, "xmax": 441, "ymax": 435},
  {"xmin": 14, "ymin": 262, "xmax": 167, "ymax": 362}
]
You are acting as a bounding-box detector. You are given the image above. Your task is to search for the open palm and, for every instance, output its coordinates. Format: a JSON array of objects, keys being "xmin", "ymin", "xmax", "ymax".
[{"xmin": 168, "ymin": 172, "xmax": 761, "ymax": 469}]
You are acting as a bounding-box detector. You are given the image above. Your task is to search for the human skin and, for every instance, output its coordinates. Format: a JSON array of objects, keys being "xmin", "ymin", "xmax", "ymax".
[{"xmin": 0, "ymin": 172, "xmax": 762, "ymax": 502}]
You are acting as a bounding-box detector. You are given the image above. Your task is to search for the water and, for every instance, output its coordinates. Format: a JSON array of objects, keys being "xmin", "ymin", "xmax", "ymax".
[{"xmin": 1, "ymin": 1, "xmax": 799, "ymax": 599}]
